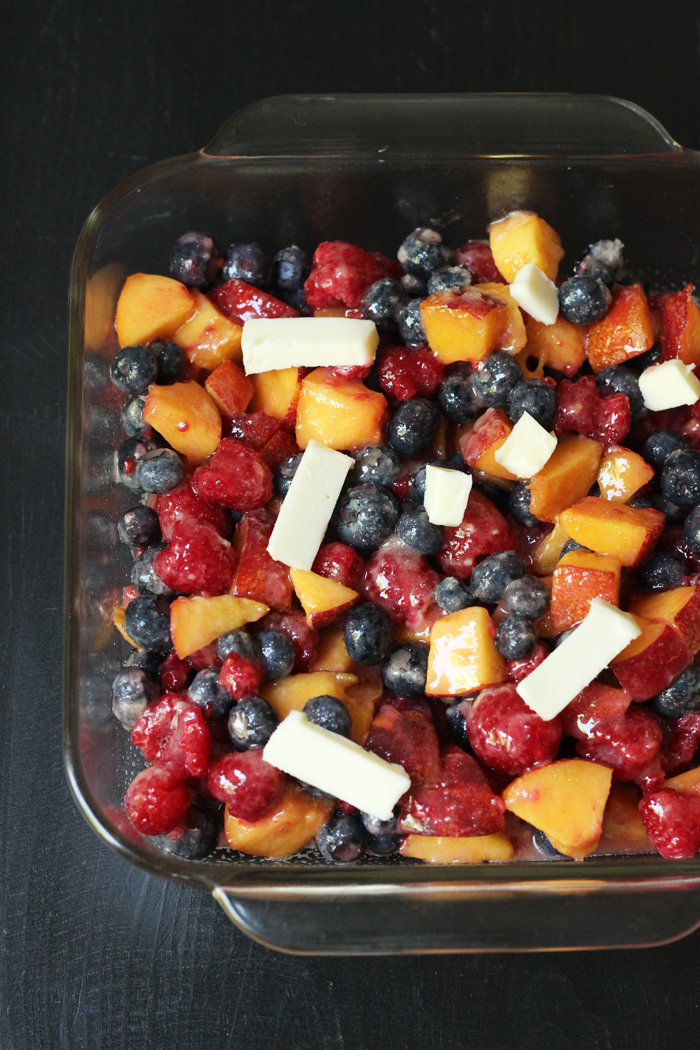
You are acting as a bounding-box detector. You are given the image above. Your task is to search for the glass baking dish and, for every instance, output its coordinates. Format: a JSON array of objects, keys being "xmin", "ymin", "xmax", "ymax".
[{"xmin": 65, "ymin": 93, "xmax": 700, "ymax": 954}]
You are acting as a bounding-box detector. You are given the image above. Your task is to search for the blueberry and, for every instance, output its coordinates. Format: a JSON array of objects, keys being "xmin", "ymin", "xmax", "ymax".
[
  {"xmin": 560, "ymin": 539, "xmax": 587, "ymax": 558},
  {"xmin": 438, "ymin": 371, "xmax": 480, "ymax": 423},
  {"xmin": 396, "ymin": 505, "xmax": 442, "ymax": 555},
  {"xmin": 382, "ymin": 643, "xmax": 429, "ymax": 697},
  {"xmin": 304, "ymin": 695, "xmax": 352, "ymax": 736},
  {"xmin": 185, "ymin": 668, "xmax": 230, "ymax": 719},
  {"xmin": 595, "ymin": 365, "xmax": 645, "ymax": 423},
  {"xmin": 471, "ymin": 351, "xmax": 523, "ymax": 409},
  {"xmin": 502, "ymin": 575, "xmax": 550, "ymax": 619},
  {"xmin": 361, "ymin": 811, "xmax": 402, "ymax": 856},
  {"xmin": 131, "ymin": 543, "xmax": 176, "ymax": 599},
  {"xmin": 223, "ymin": 242, "xmax": 270, "ymax": 287},
  {"xmin": 336, "ymin": 484, "xmax": 399, "ymax": 550},
  {"xmin": 396, "ymin": 298, "xmax": 427, "ymax": 345},
  {"xmin": 684, "ymin": 505, "xmax": 700, "ymax": 553},
  {"xmin": 148, "ymin": 339, "xmax": 186, "ymax": 384},
  {"xmin": 157, "ymin": 805, "xmax": 217, "ymax": 860},
  {"xmin": 532, "ymin": 828, "xmax": 567, "ymax": 859},
  {"xmin": 123, "ymin": 648, "xmax": 164, "ymax": 678},
  {"xmin": 637, "ymin": 552, "xmax": 687, "ymax": 592},
  {"xmin": 257, "ymin": 630, "xmax": 295, "ymax": 682},
  {"xmin": 118, "ymin": 505, "xmax": 160, "ymax": 547},
  {"xmin": 653, "ymin": 666, "xmax": 700, "ymax": 718},
  {"xmin": 135, "ymin": 449, "xmax": 185, "ymax": 494},
  {"xmin": 350, "ymin": 445, "xmax": 401, "ymax": 489},
  {"xmin": 496, "ymin": 615, "xmax": 537, "ymax": 660},
  {"xmin": 642, "ymin": 430, "xmax": 687, "ymax": 471},
  {"xmin": 586, "ymin": 238, "xmax": 625, "ymax": 282},
  {"xmin": 217, "ymin": 629, "xmax": 259, "ymax": 663},
  {"xmin": 362, "ymin": 278, "xmax": 408, "ymax": 330},
  {"xmin": 317, "ymin": 813, "xmax": 367, "ymax": 864},
  {"xmin": 121, "ymin": 395, "xmax": 147, "ymax": 436},
  {"xmin": 652, "ymin": 492, "xmax": 686, "ymax": 525},
  {"xmin": 361, "ymin": 810, "xmax": 399, "ymax": 836},
  {"xmin": 558, "ymin": 276, "xmax": 612, "ymax": 325},
  {"xmin": 110, "ymin": 344, "xmax": 158, "ymax": 395},
  {"xmin": 124, "ymin": 596, "xmax": 172, "ymax": 652},
  {"xmin": 112, "ymin": 667, "xmax": 157, "ymax": 730},
  {"xmin": 228, "ymin": 695, "xmax": 278, "ymax": 748},
  {"xmin": 436, "ymin": 576, "xmax": 472, "ymax": 613},
  {"xmin": 470, "ymin": 550, "xmax": 526, "ymax": 604},
  {"xmin": 508, "ymin": 482, "xmax": 540, "ymax": 527},
  {"xmin": 661, "ymin": 449, "xmax": 700, "ymax": 506},
  {"xmin": 278, "ymin": 285, "xmax": 312, "ymax": 315},
  {"xmin": 408, "ymin": 459, "xmax": 448, "ymax": 503},
  {"xmin": 575, "ymin": 255, "xmax": 614, "ymax": 286},
  {"xmin": 272, "ymin": 245, "xmax": 309, "ymax": 291},
  {"xmin": 388, "ymin": 398, "xmax": 440, "ymax": 457},
  {"xmin": 401, "ymin": 272, "xmax": 427, "ymax": 296},
  {"xmin": 555, "ymin": 627, "xmax": 578, "ymax": 648},
  {"xmin": 445, "ymin": 698, "xmax": 472, "ymax": 750},
  {"xmin": 398, "ymin": 227, "xmax": 455, "ymax": 279},
  {"xmin": 343, "ymin": 603, "xmax": 393, "ymax": 665},
  {"xmin": 117, "ymin": 432, "xmax": 160, "ymax": 491},
  {"xmin": 627, "ymin": 494, "xmax": 654, "ymax": 510},
  {"xmin": 427, "ymin": 266, "xmax": 471, "ymax": 294},
  {"xmin": 169, "ymin": 231, "xmax": 219, "ymax": 288},
  {"xmin": 628, "ymin": 344, "xmax": 662, "ymax": 375},
  {"xmin": 508, "ymin": 379, "xmax": 557, "ymax": 429},
  {"xmin": 275, "ymin": 452, "xmax": 303, "ymax": 497}
]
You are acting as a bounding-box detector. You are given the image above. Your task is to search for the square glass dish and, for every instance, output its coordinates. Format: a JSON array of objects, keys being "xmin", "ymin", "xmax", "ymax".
[{"xmin": 65, "ymin": 93, "xmax": 700, "ymax": 954}]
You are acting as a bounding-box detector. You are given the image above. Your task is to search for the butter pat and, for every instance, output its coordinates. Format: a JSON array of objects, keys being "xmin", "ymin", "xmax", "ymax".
[
  {"xmin": 267, "ymin": 439, "xmax": 353, "ymax": 570},
  {"xmin": 242, "ymin": 317, "xmax": 379, "ymax": 374},
  {"xmin": 638, "ymin": 359, "xmax": 700, "ymax": 411},
  {"xmin": 509, "ymin": 262, "xmax": 559, "ymax": 325},
  {"xmin": 494, "ymin": 411, "xmax": 557, "ymax": 478},
  {"xmin": 263, "ymin": 710, "xmax": 411, "ymax": 820},
  {"xmin": 516, "ymin": 598, "xmax": 641, "ymax": 721},
  {"xmin": 424, "ymin": 465, "xmax": 472, "ymax": 526}
]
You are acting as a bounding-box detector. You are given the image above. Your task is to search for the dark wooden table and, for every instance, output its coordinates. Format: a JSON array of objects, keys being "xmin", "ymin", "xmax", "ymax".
[{"xmin": 4, "ymin": 2, "xmax": 700, "ymax": 1046}]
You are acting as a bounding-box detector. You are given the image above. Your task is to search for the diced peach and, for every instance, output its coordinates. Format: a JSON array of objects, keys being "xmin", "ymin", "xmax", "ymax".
[
  {"xmin": 599, "ymin": 782, "xmax": 650, "ymax": 849},
  {"xmin": 143, "ymin": 380, "xmax": 221, "ymax": 466},
  {"xmin": 585, "ymin": 284, "xmax": 655, "ymax": 372},
  {"xmin": 261, "ymin": 670, "xmax": 372, "ymax": 745},
  {"xmin": 665, "ymin": 766, "xmax": 700, "ymax": 797},
  {"xmin": 559, "ymin": 496, "xmax": 665, "ymax": 568},
  {"xmin": 173, "ymin": 291, "xmax": 243, "ymax": 370},
  {"xmin": 344, "ymin": 676, "xmax": 384, "ymax": 709},
  {"xmin": 529, "ymin": 435, "xmax": 603, "ymax": 523},
  {"xmin": 612, "ymin": 616, "xmax": 691, "ymax": 701},
  {"xmin": 426, "ymin": 607, "xmax": 506, "ymax": 696},
  {"xmin": 551, "ymin": 550, "xmax": 622, "ymax": 632},
  {"xmin": 248, "ymin": 367, "xmax": 301, "ymax": 428},
  {"xmin": 524, "ymin": 315, "xmax": 587, "ymax": 376},
  {"xmin": 488, "ymin": 210, "xmax": 564, "ymax": 283},
  {"xmin": 112, "ymin": 604, "xmax": 137, "ymax": 647},
  {"xmin": 224, "ymin": 782, "xmax": 333, "ymax": 858},
  {"xmin": 400, "ymin": 833, "xmax": 513, "ymax": 863},
  {"xmin": 115, "ymin": 273, "xmax": 194, "ymax": 348},
  {"xmin": 232, "ymin": 511, "xmax": 293, "ymax": 609},
  {"xmin": 204, "ymin": 360, "xmax": 254, "ymax": 417},
  {"xmin": 431, "ymin": 415, "xmax": 448, "ymax": 459},
  {"xmin": 310, "ymin": 626, "xmax": 360, "ymax": 673},
  {"xmin": 420, "ymin": 287, "xmax": 510, "ymax": 364},
  {"xmin": 295, "ymin": 367, "xmax": 387, "ymax": 450},
  {"xmin": 476, "ymin": 282, "xmax": 528, "ymax": 356},
  {"xmin": 629, "ymin": 586, "xmax": 700, "ymax": 655},
  {"xmin": 169, "ymin": 595, "xmax": 268, "ymax": 658},
  {"xmin": 460, "ymin": 408, "xmax": 516, "ymax": 481},
  {"xmin": 290, "ymin": 568, "xmax": 359, "ymax": 628},
  {"xmin": 660, "ymin": 284, "xmax": 700, "ymax": 365},
  {"xmin": 85, "ymin": 262, "xmax": 128, "ymax": 351},
  {"xmin": 596, "ymin": 446, "xmax": 654, "ymax": 503},
  {"xmin": 502, "ymin": 758, "xmax": 613, "ymax": 859},
  {"xmin": 515, "ymin": 345, "xmax": 546, "ymax": 380},
  {"xmin": 531, "ymin": 523, "xmax": 569, "ymax": 575}
]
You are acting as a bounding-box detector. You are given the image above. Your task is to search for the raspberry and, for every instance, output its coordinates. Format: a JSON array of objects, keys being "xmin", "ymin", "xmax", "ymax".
[
  {"xmin": 131, "ymin": 694, "xmax": 212, "ymax": 777},
  {"xmin": 661, "ymin": 711, "xmax": 700, "ymax": 774},
  {"xmin": 252, "ymin": 609, "xmax": 318, "ymax": 671},
  {"xmin": 575, "ymin": 706, "xmax": 663, "ymax": 781},
  {"xmin": 554, "ymin": 376, "xmax": 631, "ymax": 447},
  {"xmin": 124, "ymin": 763, "xmax": 191, "ymax": 835},
  {"xmin": 304, "ymin": 241, "xmax": 401, "ymax": 310},
  {"xmin": 186, "ymin": 641, "xmax": 223, "ymax": 671},
  {"xmin": 160, "ymin": 650, "xmax": 192, "ymax": 693},
  {"xmin": 218, "ymin": 651, "xmax": 263, "ymax": 700},
  {"xmin": 435, "ymin": 490, "xmax": 517, "ymax": 582},
  {"xmin": 156, "ymin": 479, "xmax": 232, "ymax": 541},
  {"xmin": 505, "ymin": 640, "xmax": 549, "ymax": 684},
  {"xmin": 467, "ymin": 683, "xmax": 562, "ymax": 776},
  {"xmin": 154, "ymin": 520, "xmax": 237, "ymax": 596},
  {"xmin": 639, "ymin": 787, "xmax": 700, "ymax": 858},
  {"xmin": 365, "ymin": 702, "xmax": 441, "ymax": 787},
  {"xmin": 209, "ymin": 278, "xmax": 299, "ymax": 325},
  {"xmin": 227, "ymin": 412, "xmax": 280, "ymax": 450},
  {"xmin": 377, "ymin": 345, "xmax": 445, "ymax": 402},
  {"xmin": 207, "ymin": 751, "xmax": 286, "ymax": 822},
  {"xmin": 398, "ymin": 746, "xmax": 506, "ymax": 837},
  {"xmin": 455, "ymin": 240, "xmax": 505, "ymax": 284},
  {"xmin": 312, "ymin": 542, "xmax": 365, "ymax": 591},
  {"xmin": 191, "ymin": 438, "xmax": 273, "ymax": 512},
  {"xmin": 363, "ymin": 536, "xmax": 439, "ymax": 631}
]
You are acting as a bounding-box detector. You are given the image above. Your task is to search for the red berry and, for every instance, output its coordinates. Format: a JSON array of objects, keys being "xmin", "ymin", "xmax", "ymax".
[
  {"xmin": 207, "ymin": 751, "xmax": 286, "ymax": 822},
  {"xmin": 575, "ymin": 706, "xmax": 663, "ymax": 781},
  {"xmin": 326, "ymin": 364, "xmax": 373, "ymax": 381},
  {"xmin": 436, "ymin": 490, "xmax": 517, "ymax": 581},
  {"xmin": 131, "ymin": 694, "xmax": 212, "ymax": 777},
  {"xmin": 639, "ymin": 787, "xmax": 700, "ymax": 858},
  {"xmin": 377, "ymin": 345, "xmax": 445, "ymax": 402},
  {"xmin": 218, "ymin": 651, "xmax": 263, "ymax": 700},
  {"xmin": 253, "ymin": 609, "xmax": 318, "ymax": 672},
  {"xmin": 505, "ymin": 640, "xmax": 549, "ymax": 684},
  {"xmin": 186, "ymin": 641, "xmax": 223, "ymax": 671},
  {"xmin": 312, "ymin": 542, "xmax": 365, "ymax": 591},
  {"xmin": 467, "ymin": 683, "xmax": 562, "ymax": 776},
  {"xmin": 365, "ymin": 702, "xmax": 441, "ymax": 787},
  {"xmin": 554, "ymin": 376, "xmax": 630, "ymax": 447},
  {"xmin": 455, "ymin": 240, "xmax": 504, "ymax": 284},
  {"xmin": 156, "ymin": 479, "xmax": 231, "ymax": 541},
  {"xmin": 390, "ymin": 459, "xmax": 425, "ymax": 500},
  {"xmin": 160, "ymin": 650, "xmax": 192, "ymax": 693},
  {"xmin": 258, "ymin": 429, "xmax": 300, "ymax": 471},
  {"xmin": 192, "ymin": 438, "xmax": 273, "ymax": 512},
  {"xmin": 154, "ymin": 520, "xmax": 237, "ymax": 596},
  {"xmin": 363, "ymin": 536, "xmax": 439, "ymax": 631},
  {"xmin": 209, "ymin": 278, "xmax": 299, "ymax": 325},
  {"xmin": 596, "ymin": 391, "xmax": 631, "ymax": 447},
  {"xmin": 227, "ymin": 411, "xmax": 280, "ymax": 450},
  {"xmin": 661, "ymin": 711, "xmax": 700, "ymax": 775},
  {"xmin": 124, "ymin": 762, "xmax": 191, "ymax": 835},
  {"xmin": 398, "ymin": 746, "xmax": 506, "ymax": 837},
  {"xmin": 304, "ymin": 241, "xmax": 401, "ymax": 310}
]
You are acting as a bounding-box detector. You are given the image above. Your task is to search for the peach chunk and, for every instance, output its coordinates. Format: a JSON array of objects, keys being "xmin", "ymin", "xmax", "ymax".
[
  {"xmin": 112, "ymin": 604, "xmax": 137, "ymax": 647},
  {"xmin": 629, "ymin": 586, "xmax": 700, "ymax": 655},
  {"xmin": 399, "ymin": 833, "xmax": 513, "ymax": 863},
  {"xmin": 460, "ymin": 408, "xmax": 516, "ymax": 481},
  {"xmin": 205, "ymin": 360, "xmax": 254, "ymax": 417},
  {"xmin": 476, "ymin": 282, "xmax": 528, "ymax": 356},
  {"xmin": 488, "ymin": 210, "xmax": 564, "ymax": 283},
  {"xmin": 551, "ymin": 550, "xmax": 622, "ymax": 632},
  {"xmin": 261, "ymin": 670, "xmax": 372, "ymax": 746},
  {"xmin": 558, "ymin": 497, "xmax": 665, "ymax": 568},
  {"xmin": 170, "ymin": 595, "xmax": 268, "ymax": 658},
  {"xmin": 143, "ymin": 381, "xmax": 221, "ymax": 466},
  {"xmin": 426, "ymin": 607, "xmax": 505, "ymax": 696},
  {"xmin": 599, "ymin": 783, "xmax": 650, "ymax": 850},
  {"xmin": 660, "ymin": 284, "xmax": 700, "ymax": 365},
  {"xmin": 224, "ymin": 783, "xmax": 333, "ymax": 858},
  {"xmin": 665, "ymin": 766, "xmax": 700, "ymax": 797},
  {"xmin": 310, "ymin": 626, "xmax": 361, "ymax": 673},
  {"xmin": 585, "ymin": 284, "xmax": 655, "ymax": 372},
  {"xmin": 115, "ymin": 273, "xmax": 193, "ymax": 348},
  {"xmin": 173, "ymin": 291, "xmax": 243, "ymax": 370},
  {"xmin": 232, "ymin": 511, "xmax": 293, "ymax": 609},
  {"xmin": 524, "ymin": 315, "xmax": 587, "ymax": 377},
  {"xmin": 596, "ymin": 446, "xmax": 654, "ymax": 503},
  {"xmin": 529, "ymin": 435, "xmax": 603, "ymax": 523},
  {"xmin": 290, "ymin": 568, "xmax": 359, "ymax": 629},
  {"xmin": 611, "ymin": 616, "xmax": 691, "ymax": 701},
  {"xmin": 531, "ymin": 523, "xmax": 569, "ymax": 576},
  {"xmin": 295, "ymin": 367, "xmax": 387, "ymax": 450},
  {"xmin": 248, "ymin": 367, "xmax": 301, "ymax": 427},
  {"xmin": 502, "ymin": 758, "xmax": 613, "ymax": 859},
  {"xmin": 420, "ymin": 287, "xmax": 510, "ymax": 364}
]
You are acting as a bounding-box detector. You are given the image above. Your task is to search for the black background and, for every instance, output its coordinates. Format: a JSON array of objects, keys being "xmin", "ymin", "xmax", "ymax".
[{"xmin": 4, "ymin": 2, "xmax": 700, "ymax": 1047}]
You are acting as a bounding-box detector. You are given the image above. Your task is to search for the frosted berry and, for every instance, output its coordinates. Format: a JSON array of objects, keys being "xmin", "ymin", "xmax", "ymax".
[
  {"xmin": 388, "ymin": 398, "xmax": 440, "ymax": 457},
  {"xmin": 317, "ymin": 813, "xmax": 367, "ymax": 864},
  {"xmin": 131, "ymin": 543, "xmax": 176, "ymax": 599},
  {"xmin": 118, "ymin": 505, "xmax": 160, "ymax": 548},
  {"xmin": 272, "ymin": 245, "xmax": 309, "ymax": 291},
  {"xmin": 343, "ymin": 603, "xmax": 393, "ymax": 665},
  {"xmin": 157, "ymin": 804, "xmax": 217, "ymax": 860},
  {"xmin": 427, "ymin": 266, "xmax": 471, "ymax": 295},
  {"xmin": 508, "ymin": 379, "xmax": 557, "ymax": 429},
  {"xmin": 396, "ymin": 299, "xmax": 427, "ymax": 345},
  {"xmin": 154, "ymin": 521, "xmax": 236, "ymax": 596},
  {"xmin": 256, "ymin": 630, "xmax": 295, "ymax": 682},
  {"xmin": 495, "ymin": 615, "xmax": 537, "ymax": 660},
  {"xmin": 191, "ymin": 438, "xmax": 273, "ymax": 512},
  {"xmin": 471, "ymin": 351, "xmax": 523, "ymax": 409},
  {"xmin": 435, "ymin": 576, "xmax": 472, "ymax": 613},
  {"xmin": 595, "ymin": 365, "xmax": 645, "ymax": 423},
  {"xmin": 124, "ymin": 596, "xmax": 172, "ymax": 652},
  {"xmin": 398, "ymin": 227, "xmax": 454, "ymax": 279},
  {"xmin": 304, "ymin": 695, "xmax": 352, "ymax": 736},
  {"xmin": 217, "ymin": 629, "xmax": 259, "ymax": 663},
  {"xmin": 228, "ymin": 695, "xmax": 278, "ymax": 749},
  {"xmin": 470, "ymin": 550, "xmax": 526, "ymax": 604},
  {"xmin": 169, "ymin": 231, "xmax": 219, "ymax": 288},
  {"xmin": 508, "ymin": 482, "xmax": 540, "ymax": 527},
  {"xmin": 336, "ymin": 484, "xmax": 399, "ymax": 550},
  {"xmin": 112, "ymin": 668, "xmax": 157, "ymax": 730},
  {"xmin": 382, "ymin": 644, "xmax": 429, "ymax": 697},
  {"xmin": 653, "ymin": 666, "xmax": 700, "ymax": 718},
  {"xmin": 362, "ymin": 277, "xmax": 408, "ymax": 329},
  {"xmin": 637, "ymin": 552, "xmax": 687, "ymax": 592},
  {"xmin": 438, "ymin": 371, "xmax": 480, "ymax": 423},
  {"xmin": 110, "ymin": 344, "xmax": 158, "ymax": 395},
  {"xmin": 642, "ymin": 430, "xmax": 687, "ymax": 471},
  {"xmin": 396, "ymin": 504, "xmax": 442, "ymax": 555},
  {"xmin": 661, "ymin": 448, "xmax": 700, "ymax": 506},
  {"xmin": 558, "ymin": 275, "xmax": 612, "ymax": 325},
  {"xmin": 350, "ymin": 445, "xmax": 401, "ymax": 489},
  {"xmin": 502, "ymin": 575, "xmax": 550, "ymax": 619},
  {"xmin": 188, "ymin": 668, "xmax": 233, "ymax": 719},
  {"xmin": 223, "ymin": 242, "xmax": 270, "ymax": 287},
  {"xmin": 135, "ymin": 449, "xmax": 185, "ymax": 494}
]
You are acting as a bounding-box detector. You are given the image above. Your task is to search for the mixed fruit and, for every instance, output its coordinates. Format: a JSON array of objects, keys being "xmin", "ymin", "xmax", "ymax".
[{"xmin": 105, "ymin": 209, "xmax": 700, "ymax": 865}]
